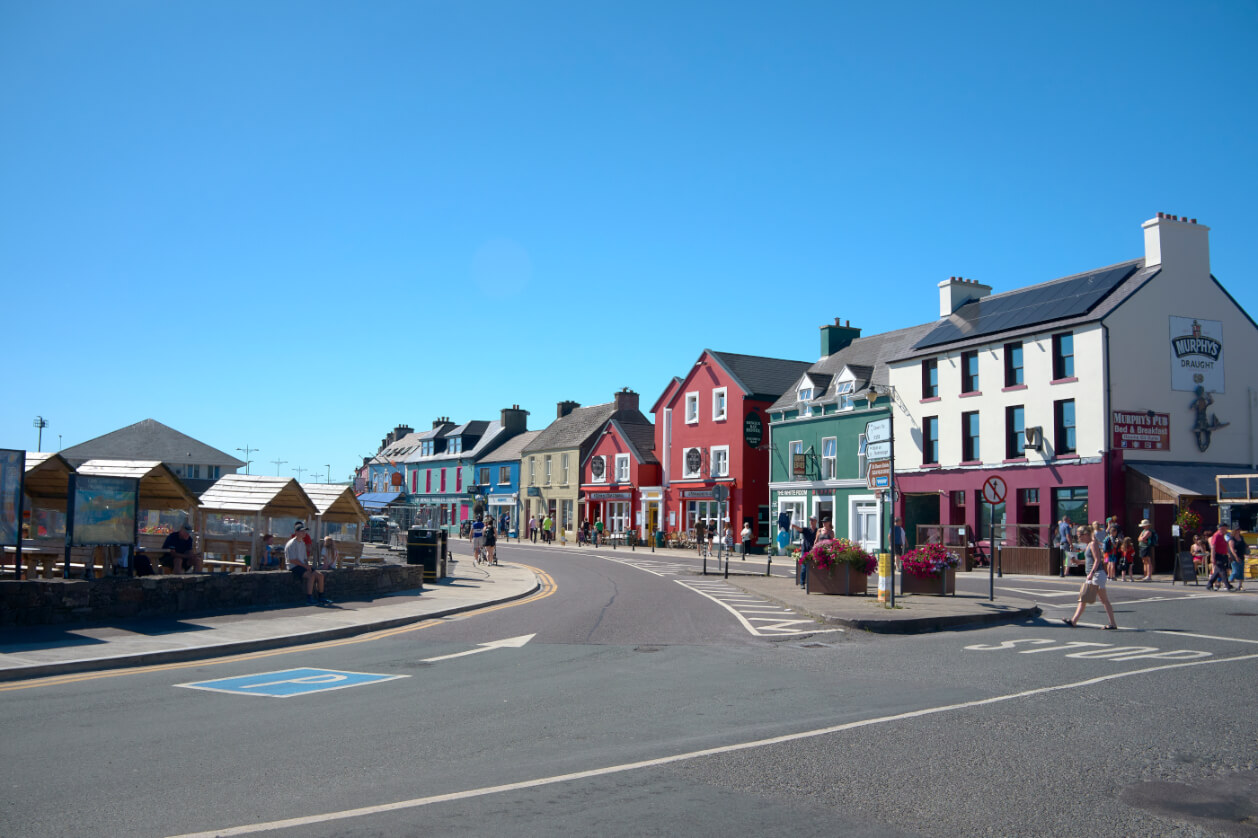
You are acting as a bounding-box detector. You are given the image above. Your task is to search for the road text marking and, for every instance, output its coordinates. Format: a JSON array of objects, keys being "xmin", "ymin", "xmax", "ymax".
[{"xmin": 178, "ymin": 668, "xmax": 407, "ymax": 698}]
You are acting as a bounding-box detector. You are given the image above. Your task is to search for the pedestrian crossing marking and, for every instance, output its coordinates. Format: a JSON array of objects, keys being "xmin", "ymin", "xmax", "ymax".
[{"xmin": 675, "ymin": 579, "xmax": 843, "ymax": 637}]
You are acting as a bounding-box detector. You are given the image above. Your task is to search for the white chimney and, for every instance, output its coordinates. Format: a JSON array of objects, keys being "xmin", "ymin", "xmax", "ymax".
[
  {"xmin": 938, "ymin": 276, "xmax": 993, "ymax": 318},
  {"xmin": 1142, "ymin": 212, "xmax": 1210, "ymax": 276}
]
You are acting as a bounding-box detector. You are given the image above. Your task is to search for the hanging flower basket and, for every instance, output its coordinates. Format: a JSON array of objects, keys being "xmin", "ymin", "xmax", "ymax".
[
  {"xmin": 805, "ymin": 539, "xmax": 876, "ymax": 596},
  {"xmin": 1175, "ymin": 508, "xmax": 1201, "ymax": 533},
  {"xmin": 900, "ymin": 543, "xmax": 959, "ymax": 596}
]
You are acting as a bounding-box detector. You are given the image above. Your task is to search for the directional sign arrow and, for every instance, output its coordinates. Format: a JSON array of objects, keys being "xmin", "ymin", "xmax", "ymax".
[{"xmin": 420, "ymin": 634, "xmax": 536, "ymax": 663}]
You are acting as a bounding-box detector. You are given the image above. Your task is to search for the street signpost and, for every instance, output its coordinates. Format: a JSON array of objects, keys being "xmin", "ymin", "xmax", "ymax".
[
  {"xmin": 865, "ymin": 414, "xmax": 894, "ymax": 607},
  {"xmin": 712, "ymin": 483, "xmax": 728, "ymax": 578},
  {"xmin": 981, "ymin": 476, "xmax": 1007, "ymax": 601},
  {"xmin": 866, "ymin": 460, "xmax": 891, "ymax": 490}
]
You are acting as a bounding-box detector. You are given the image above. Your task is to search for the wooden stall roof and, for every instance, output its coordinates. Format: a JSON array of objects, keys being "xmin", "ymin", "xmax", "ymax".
[
  {"xmin": 23, "ymin": 452, "xmax": 74, "ymax": 506},
  {"xmin": 77, "ymin": 459, "xmax": 199, "ymax": 508},
  {"xmin": 198, "ymin": 474, "xmax": 317, "ymax": 519},
  {"xmin": 300, "ymin": 483, "xmax": 368, "ymax": 524}
]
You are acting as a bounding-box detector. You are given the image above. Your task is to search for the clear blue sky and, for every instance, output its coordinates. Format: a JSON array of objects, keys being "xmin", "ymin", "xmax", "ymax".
[{"xmin": 3, "ymin": 0, "xmax": 1256, "ymax": 483}]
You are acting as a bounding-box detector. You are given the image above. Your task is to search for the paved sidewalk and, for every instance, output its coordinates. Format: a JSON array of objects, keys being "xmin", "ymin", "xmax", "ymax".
[{"xmin": 0, "ymin": 561, "xmax": 538, "ymax": 681}]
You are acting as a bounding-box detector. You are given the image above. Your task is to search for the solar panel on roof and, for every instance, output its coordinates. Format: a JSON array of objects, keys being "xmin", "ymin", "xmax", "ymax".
[{"xmin": 913, "ymin": 263, "xmax": 1138, "ymax": 350}]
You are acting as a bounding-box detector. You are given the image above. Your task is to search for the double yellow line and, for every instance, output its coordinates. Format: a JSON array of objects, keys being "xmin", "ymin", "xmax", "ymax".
[{"xmin": 0, "ymin": 563, "xmax": 557, "ymax": 693}]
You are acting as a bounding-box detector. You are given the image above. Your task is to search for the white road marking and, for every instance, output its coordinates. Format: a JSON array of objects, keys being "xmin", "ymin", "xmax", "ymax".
[
  {"xmin": 420, "ymin": 634, "xmax": 535, "ymax": 663},
  {"xmin": 167, "ymin": 651, "xmax": 1258, "ymax": 837},
  {"xmin": 674, "ymin": 579, "xmax": 842, "ymax": 637}
]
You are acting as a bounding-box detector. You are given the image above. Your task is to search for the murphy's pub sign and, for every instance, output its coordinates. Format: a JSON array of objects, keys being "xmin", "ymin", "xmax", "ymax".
[{"xmin": 1170, "ymin": 316, "xmax": 1224, "ymax": 393}]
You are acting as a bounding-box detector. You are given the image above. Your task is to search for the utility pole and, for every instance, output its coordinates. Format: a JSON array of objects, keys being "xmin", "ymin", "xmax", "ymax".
[
  {"xmin": 33, "ymin": 416, "xmax": 48, "ymax": 452},
  {"xmin": 270, "ymin": 458, "xmax": 288, "ymax": 476},
  {"xmin": 293, "ymin": 466, "xmax": 307, "ymax": 481},
  {"xmin": 236, "ymin": 446, "xmax": 259, "ymax": 475}
]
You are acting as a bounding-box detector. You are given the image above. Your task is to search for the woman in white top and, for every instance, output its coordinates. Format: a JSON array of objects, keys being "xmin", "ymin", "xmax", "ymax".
[
  {"xmin": 1063, "ymin": 525, "xmax": 1118, "ymax": 629},
  {"xmin": 319, "ymin": 536, "xmax": 339, "ymax": 571}
]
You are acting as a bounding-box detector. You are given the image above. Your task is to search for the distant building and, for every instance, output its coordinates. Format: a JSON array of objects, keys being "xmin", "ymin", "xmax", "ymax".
[{"xmin": 58, "ymin": 418, "xmax": 245, "ymax": 495}]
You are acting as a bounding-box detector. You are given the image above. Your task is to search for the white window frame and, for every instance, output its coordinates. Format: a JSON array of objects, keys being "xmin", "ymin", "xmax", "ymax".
[
  {"xmin": 544, "ymin": 455, "xmax": 552, "ymax": 485},
  {"xmin": 590, "ymin": 455, "xmax": 607, "ymax": 483},
  {"xmin": 561, "ymin": 453, "xmax": 570, "ymax": 485},
  {"xmin": 710, "ymin": 445, "xmax": 730, "ymax": 478},
  {"xmin": 778, "ymin": 498, "xmax": 806, "ymax": 544},
  {"xmin": 849, "ymin": 494, "xmax": 881, "ymax": 552},
  {"xmin": 712, "ymin": 387, "xmax": 728, "ymax": 421},
  {"xmin": 857, "ymin": 433, "xmax": 868, "ymax": 479},
  {"xmin": 685, "ymin": 392, "xmax": 699, "ymax": 424},
  {"xmin": 498, "ymin": 466, "xmax": 510, "ymax": 485},
  {"xmin": 615, "ymin": 453, "xmax": 630, "ymax": 482},
  {"xmin": 821, "ymin": 437, "xmax": 837, "ymax": 480},
  {"xmin": 528, "ymin": 457, "xmax": 535, "ymax": 486},
  {"xmin": 789, "ymin": 440, "xmax": 804, "ymax": 478},
  {"xmin": 682, "ymin": 446, "xmax": 704, "ymax": 479},
  {"xmin": 798, "ymin": 387, "xmax": 813, "ymax": 417}
]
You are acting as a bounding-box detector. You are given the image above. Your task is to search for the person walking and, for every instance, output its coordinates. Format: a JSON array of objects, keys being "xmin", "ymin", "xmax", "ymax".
[
  {"xmin": 1137, "ymin": 519, "xmax": 1158, "ymax": 581},
  {"xmin": 694, "ymin": 518, "xmax": 707, "ymax": 557},
  {"xmin": 542, "ymin": 513, "xmax": 553, "ymax": 544},
  {"xmin": 594, "ymin": 517, "xmax": 604, "ymax": 548},
  {"xmin": 1207, "ymin": 522, "xmax": 1236, "ymax": 591},
  {"xmin": 471, "ymin": 515, "xmax": 486, "ymax": 564},
  {"xmin": 484, "ymin": 520, "xmax": 498, "ymax": 566},
  {"xmin": 1062, "ymin": 525, "xmax": 1117, "ymax": 629},
  {"xmin": 892, "ymin": 517, "xmax": 907, "ymax": 568},
  {"xmin": 1102, "ymin": 524, "xmax": 1119, "ymax": 580},
  {"xmin": 792, "ymin": 516, "xmax": 819, "ymax": 588},
  {"xmin": 1230, "ymin": 527, "xmax": 1248, "ymax": 591},
  {"xmin": 741, "ymin": 520, "xmax": 753, "ymax": 560}
]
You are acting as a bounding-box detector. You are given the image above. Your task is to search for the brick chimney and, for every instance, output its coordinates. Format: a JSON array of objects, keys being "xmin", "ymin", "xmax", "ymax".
[
  {"xmin": 433, "ymin": 417, "xmax": 454, "ymax": 429},
  {"xmin": 820, "ymin": 318, "xmax": 861, "ymax": 357},
  {"xmin": 1143, "ymin": 212, "xmax": 1210, "ymax": 277},
  {"xmin": 557, "ymin": 400, "xmax": 580, "ymax": 419},
  {"xmin": 500, "ymin": 404, "xmax": 529, "ymax": 435},
  {"xmin": 613, "ymin": 387, "xmax": 639, "ymax": 413},
  {"xmin": 938, "ymin": 276, "xmax": 992, "ymax": 317}
]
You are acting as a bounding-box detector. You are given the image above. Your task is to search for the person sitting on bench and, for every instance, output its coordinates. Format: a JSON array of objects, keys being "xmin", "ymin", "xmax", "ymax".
[
  {"xmin": 160, "ymin": 523, "xmax": 204, "ymax": 573},
  {"xmin": 286, "ymin": 523, "xmax": 331, "ymax": 605}
]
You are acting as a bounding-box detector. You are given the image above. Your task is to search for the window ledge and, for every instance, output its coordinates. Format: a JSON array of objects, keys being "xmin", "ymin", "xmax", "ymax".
[
  {"xmin": 1050, "ymin": 377, "xmax": 1079, "ymax": 385},
  {"xmin": 959, "ymin": 391, "xmax": 983, "ymax": 398},
  {"xmin": 920, "ymin": 396, "xmax": 941, "ymax": 403},
  {"xmin": 920, "ymin": 463, "xmax": 941, "ymax": 469},
  {"xmin": 1002, "ymin": 384, "xmax": 1028, "ymax": 392},
  {"xmin": 959, "ymin": 459, "xmax": 983, "ymax": 466},
  {"xmin": 1002, "ymin": 457, "xmax": 1028, "ymax": 464}
]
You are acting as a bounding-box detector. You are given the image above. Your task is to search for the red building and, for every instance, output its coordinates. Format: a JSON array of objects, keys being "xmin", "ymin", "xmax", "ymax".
[
  {"xmin": 652, "ymin": 350, "xmax": 811, "ymax": 547},
  {"xmin": 580, "ymin": 418, "xmax": 661, "ymax": 537}
]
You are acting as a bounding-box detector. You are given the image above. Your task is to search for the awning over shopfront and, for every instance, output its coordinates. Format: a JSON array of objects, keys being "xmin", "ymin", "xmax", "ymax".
[
  {"xmin": 356, "ymin": 491, "xmax": 403, "ymax": 512},
  {"xmin": 1126, "ymin": 461, "xmax": 1246, "ymax": 503}
]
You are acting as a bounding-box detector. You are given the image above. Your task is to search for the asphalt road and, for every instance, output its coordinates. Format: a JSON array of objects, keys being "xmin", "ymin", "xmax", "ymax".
[{"xmin": 2, "ymin": 542, "xmax": 1256, "ymax": 837}]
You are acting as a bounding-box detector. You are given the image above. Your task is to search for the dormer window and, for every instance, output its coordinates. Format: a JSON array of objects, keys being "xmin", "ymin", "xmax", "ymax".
[
  {"xmin": 798, "ymin": 386, "xmax": 813, "ymax": 417},
  {"xmin": 836, "ymin": 380, "xmax": 855, "ymax": 411}
]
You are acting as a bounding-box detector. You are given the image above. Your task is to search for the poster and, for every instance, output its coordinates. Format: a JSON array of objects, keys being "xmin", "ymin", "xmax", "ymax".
[
  {"xmin": 70, "ymin": 475, "xmax": 139, "ymax": 546},
  {"xmin": 1112, "ymin": 411, "xmax": 1170, "ymax": 450},
  {"xmin": 1170, "ymin": 316, "xmax": 1224, "ymax": 393},
  {"xmin": 0, "ymin": 449, "xmax": 24, "ymax": 547}
]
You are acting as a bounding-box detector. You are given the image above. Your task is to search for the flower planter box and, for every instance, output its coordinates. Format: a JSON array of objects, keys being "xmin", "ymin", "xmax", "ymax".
[
  {"xmin": 900, "ymin": 566, "xmax": 956, "ymax": 596},
  {"xmin": 806, "ymin": 564, "xmax": 870, "ymax": 596}
]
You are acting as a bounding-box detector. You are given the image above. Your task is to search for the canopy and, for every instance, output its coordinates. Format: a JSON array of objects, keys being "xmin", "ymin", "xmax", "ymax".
[
  {"xmin": 1126, "ymin": 461, "xmax": 1241, "ymax": 502},
  {"xmin": 301, "ymin": 483, "xmax": 368, "ymax": 525},
  {"xmin": 22, "ymin": 452, "xmax": 74, "ymax": 510},
  {"xmin": 356, "ymin": 491, "xmax": 403, "ymax": 512},
  {"xmin": 77, "ymin": 459, "xmax": 199, "ymax": 509},
  {"xmin": 198, "ymin": 474, "xmax": 317, "ymax": 519}
]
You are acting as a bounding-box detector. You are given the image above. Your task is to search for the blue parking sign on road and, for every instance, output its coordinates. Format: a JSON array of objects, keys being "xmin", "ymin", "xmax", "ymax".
[{"xmin": 178, "ymin": 668, "xmax": 408, "ymax": 698}]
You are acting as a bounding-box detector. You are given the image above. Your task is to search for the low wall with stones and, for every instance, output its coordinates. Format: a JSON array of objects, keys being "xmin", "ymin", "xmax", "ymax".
[{"xmin": 0, "ymin": 564, "xmax": 427, "ymax": 626}]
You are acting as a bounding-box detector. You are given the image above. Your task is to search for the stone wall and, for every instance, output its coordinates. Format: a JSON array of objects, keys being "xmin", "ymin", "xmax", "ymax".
[{"xmin": 0, "ymin": 564, "xmax": 427, "ymax": 626}]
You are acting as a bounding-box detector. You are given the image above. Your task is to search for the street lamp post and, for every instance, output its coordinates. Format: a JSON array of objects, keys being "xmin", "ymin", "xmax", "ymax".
[
  {"xmin": 270, "ymin": 458, "xmax": 287, "ymax": 476},
  {"xmin": 294, "ymin": 466, "xmax": 307, "ymax": 481},
  {"xmin": 236, "ymin": 446, "xmax": 259, "ymax": 475},
  {"xmin": 325, "ymin": 464, "xmax": 331, "ymax": 485}
]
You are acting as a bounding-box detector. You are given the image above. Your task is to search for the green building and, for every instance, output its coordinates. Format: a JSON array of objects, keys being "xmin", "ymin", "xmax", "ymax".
[{"xmin": 767, "ymin": 320, "xmax": 932, "ymax": 552}]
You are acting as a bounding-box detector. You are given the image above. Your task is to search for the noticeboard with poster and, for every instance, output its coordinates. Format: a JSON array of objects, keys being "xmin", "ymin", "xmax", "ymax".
[
  {"xmin": 0, "ymin": 449, "xmax": 24, "ymax": 547},
  {"xmin": 69, "ymin": 474, "xmax": 139, "ymax": 547}
]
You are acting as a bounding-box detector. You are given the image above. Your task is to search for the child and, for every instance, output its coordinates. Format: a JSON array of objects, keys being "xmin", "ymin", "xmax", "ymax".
[{"xmin": 1120, "ymin": 536, "xmax": 1136, "ymax": 582}]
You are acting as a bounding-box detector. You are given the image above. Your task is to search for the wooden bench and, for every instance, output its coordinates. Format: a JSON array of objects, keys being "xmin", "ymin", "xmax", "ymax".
[{"xmin": 200, "ymin": 538, "xmax": 249, "ymax": 573}]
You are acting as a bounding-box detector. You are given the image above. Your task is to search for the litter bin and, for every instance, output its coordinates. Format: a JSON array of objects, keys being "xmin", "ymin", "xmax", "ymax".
[{"xmin": 407, "ymin": 528, "xmax": 438, "ymax": 580}]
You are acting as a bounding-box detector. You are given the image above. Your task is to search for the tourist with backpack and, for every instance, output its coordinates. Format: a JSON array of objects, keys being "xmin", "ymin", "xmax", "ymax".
[
  {"xmin": 1137, "ymin": 518, "xmax": 1158, "ymax": 581},
  {"xmin": 1229, "ymin": 527, "xmax": 1248, "ymax": 591}
]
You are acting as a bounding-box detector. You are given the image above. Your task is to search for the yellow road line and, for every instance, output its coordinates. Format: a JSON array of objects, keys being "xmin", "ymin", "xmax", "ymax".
[{"xmin": 0, "ymin": 563, "xmax": 556, "ymax": 692}]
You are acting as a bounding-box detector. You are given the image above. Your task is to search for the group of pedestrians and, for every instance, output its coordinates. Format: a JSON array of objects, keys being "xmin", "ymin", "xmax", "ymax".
[
  {"xmin": 1203, "ymin": 522, "xmax": 1248, "ymax": 592},
  {"xmin": 469, "ymin": 515, "xmax": 499, "ymax": 565},
  {"xmin": 526, "ymin": 514, "xmax": 555, "ymax": 544}
]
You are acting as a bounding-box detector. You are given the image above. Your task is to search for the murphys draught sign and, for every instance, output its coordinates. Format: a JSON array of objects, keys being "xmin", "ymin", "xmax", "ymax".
[{"xmin": 1170, "ymin": 316, "xmax": 1224, "ymax": 393}]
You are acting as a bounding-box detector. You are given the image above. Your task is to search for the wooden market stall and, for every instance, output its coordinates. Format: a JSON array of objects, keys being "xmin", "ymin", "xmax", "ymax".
[
  {"xmin": 300, "ymin": 483, "xmax": 369, "ymax": 567},
  {"xmin": 197, "ymin": 475, "xmax": 317, "ymax": 570},
  {"xmin": 3, "ymin": 452, "xmax": 73, "ymax": 578},
  {"xmin": 76, "ymin": 459, "xmax": 202, "ymax": 574}
]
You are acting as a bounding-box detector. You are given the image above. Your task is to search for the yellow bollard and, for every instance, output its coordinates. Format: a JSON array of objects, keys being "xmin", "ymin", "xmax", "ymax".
[{"xmin": 878, "ymin": 552, "xmax": 893, "ymax": 604}]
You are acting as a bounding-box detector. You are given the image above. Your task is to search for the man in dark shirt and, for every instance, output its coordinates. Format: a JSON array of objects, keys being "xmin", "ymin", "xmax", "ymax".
[
  {"xmin": 161, "ymin": 522, "xmax": 204, "ymax": 573},
  {"xmin": 792, "ymin": 516, "xmax": 818, "ymax": 587}
]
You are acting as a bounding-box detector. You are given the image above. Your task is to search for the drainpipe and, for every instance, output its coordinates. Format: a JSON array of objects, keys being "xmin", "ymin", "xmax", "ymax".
[{"xmin": 1102, "ymin": 323, "xmax": 1112, "ymax": 520}]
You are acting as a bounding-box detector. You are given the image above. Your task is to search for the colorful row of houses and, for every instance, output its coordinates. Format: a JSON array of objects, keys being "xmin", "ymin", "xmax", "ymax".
[{"xmin": 358, "ymin": 214, "xmax": 1258, "ymax": 569}]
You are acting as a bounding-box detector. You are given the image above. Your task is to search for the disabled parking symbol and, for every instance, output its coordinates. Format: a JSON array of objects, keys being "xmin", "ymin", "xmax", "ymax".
[{"xmin": 177, "ymin": 668, "xmax": 408, "ymax": 698}]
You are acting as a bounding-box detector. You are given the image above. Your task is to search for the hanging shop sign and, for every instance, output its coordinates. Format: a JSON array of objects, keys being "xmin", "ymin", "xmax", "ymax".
[
  {"xmin": 681, "ymin": 489, "xmax": 716, "ymax": 500},
  {"xmin": 1112, "ymin": 411, "xmax": 1170, "ymax": 451},
  {"xmin": 1170, "ymin": 317, "xmax": 1224, "ymax": 392},
  {"xmin": 792, "ymin": 453, "xmax": 807, "ymax": 477}
]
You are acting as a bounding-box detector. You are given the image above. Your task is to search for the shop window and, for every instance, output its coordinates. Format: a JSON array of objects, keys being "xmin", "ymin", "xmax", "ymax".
[
  {"xmin": 1004, "ymin": 342, "xmax": 1023, "ymax": 386},
  {"xmin": 922, "ymin": 359, "xmax": 939, "ymax": 398},
  {"xmin": 1053, "ymin": 487, "xmax": 1088, "ymax": 530}
]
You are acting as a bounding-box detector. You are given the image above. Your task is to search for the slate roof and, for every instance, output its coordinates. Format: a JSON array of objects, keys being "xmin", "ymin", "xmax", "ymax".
[
  {"xmin": 463, "ymin": 422, "xmax": 504, "ymax": 459},
  {"xmin": 58, "ymin": 419, "xmax": 245, "ymax": 468},
  {"xmin": 770, "ymin": 322, "xmax": 938, "ymax": 413},
  {"xmin": 478, "ymin": 430, "xmax": 543, "ymax": 464},
  {"xmin": 609, "ymin": 418, "xmax": 659, "ymax": 465},
  {"xmin": 524, "ymin": 402, "xmax": 653, "ymax": 455},
  {"xmin": 707, "ymin": 351, "xmax": 813, "ymax": 401}
]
